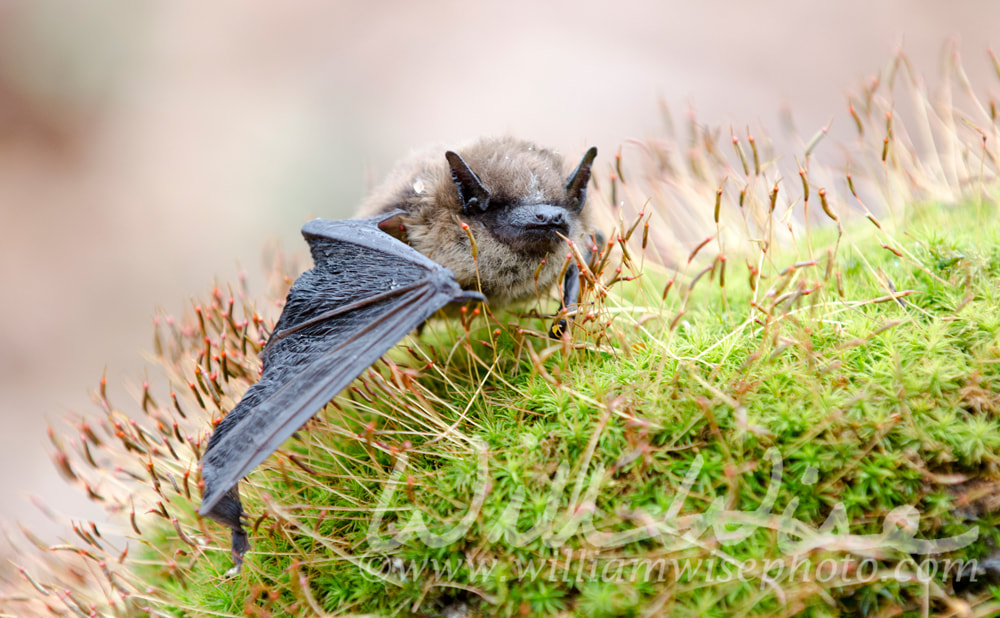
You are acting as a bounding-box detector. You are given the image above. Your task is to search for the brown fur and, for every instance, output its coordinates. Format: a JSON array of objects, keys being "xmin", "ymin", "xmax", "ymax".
[{"xmin": 358, "ymin": 137, "xmax": 592, "ymax": 307}]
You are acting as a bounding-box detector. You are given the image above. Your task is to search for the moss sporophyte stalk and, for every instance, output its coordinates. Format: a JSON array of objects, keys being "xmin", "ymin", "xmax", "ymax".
[{"xmin": 5, "ymin": 48, "xmax": 1000, "ymax": 616}]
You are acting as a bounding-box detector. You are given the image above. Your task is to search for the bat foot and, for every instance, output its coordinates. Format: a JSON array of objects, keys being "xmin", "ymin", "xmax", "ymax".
[
  {"xmin": 230, "ymin": 527, "xmax": 250, "ymax": 571},
  {"xmin": 219, "ymin": 527, "xmax": 249, "ymax": 577},
  {"xmin": 201, "ymin": 486, "xmax": 250, "ymax": 573}
]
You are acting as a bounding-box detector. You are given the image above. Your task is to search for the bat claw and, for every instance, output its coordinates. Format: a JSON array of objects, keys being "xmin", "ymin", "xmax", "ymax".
[{"xmin": 457, "ymin": 290, "xmax": 487, "ymax": 304}]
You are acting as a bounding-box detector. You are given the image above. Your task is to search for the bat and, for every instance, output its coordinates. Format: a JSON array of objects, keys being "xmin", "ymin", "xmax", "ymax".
[{"xmin": 199, "ymin": 137, "xmax": 598, "ymax": 571}]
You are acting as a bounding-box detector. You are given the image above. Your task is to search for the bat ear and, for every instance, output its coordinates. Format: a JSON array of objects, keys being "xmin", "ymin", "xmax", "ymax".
[
  {"xmin": 377, "ymin": 212, "xmax": 407, "ymax": 242},
  {"xmin": 445, "ymin": 150, "xmax": 491, "ymax": 214},
  {"xmin": 565, "ymin": 146, "xmax": 598, "ymax": 213}
]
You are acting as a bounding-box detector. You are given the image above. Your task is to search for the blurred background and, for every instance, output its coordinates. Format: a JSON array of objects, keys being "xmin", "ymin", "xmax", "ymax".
[{"xmin": 1, "ymin": 0, "xmax": 999, "ymax": 539}]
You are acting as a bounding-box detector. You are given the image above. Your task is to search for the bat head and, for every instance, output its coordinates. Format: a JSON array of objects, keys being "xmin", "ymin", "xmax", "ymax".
[
  {"xmin": 443, "ymin": 141, "xmax": 597, "ymax": 259},
  {"xmin": 362, "ymin": 137, "xmax": 598, "ymax": 306}
]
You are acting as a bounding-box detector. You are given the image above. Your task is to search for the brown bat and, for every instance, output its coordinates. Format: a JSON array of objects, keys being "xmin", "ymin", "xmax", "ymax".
[{"xmin": 199, "ymin": 137, "xmax": 598, "ymax": 571}]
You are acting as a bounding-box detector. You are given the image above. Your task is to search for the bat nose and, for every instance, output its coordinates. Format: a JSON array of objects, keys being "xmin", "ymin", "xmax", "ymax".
[
  {"xmin": 534, "ymin": 211, "xmax": 565, "ymax": 227},
  {"xmin": 513, "ymin": 204, "xmax": 570, "ymax": 233}
]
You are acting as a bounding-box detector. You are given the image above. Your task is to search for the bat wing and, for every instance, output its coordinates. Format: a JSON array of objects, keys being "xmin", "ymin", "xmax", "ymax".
[{"xmin": 199, "ymin": 213, "xmax": 482, "ymax": 518}]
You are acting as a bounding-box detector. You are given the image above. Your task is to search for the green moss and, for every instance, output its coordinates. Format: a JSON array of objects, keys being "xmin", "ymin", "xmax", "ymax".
[{"xmin": 114, "ymin": 201, "xmax": 999, "ymax": 616}]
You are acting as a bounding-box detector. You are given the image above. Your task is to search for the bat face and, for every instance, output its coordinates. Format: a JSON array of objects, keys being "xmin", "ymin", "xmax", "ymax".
[{"xmin": 360, "ymin": 137, "xmax": 598, "ymax": 307}]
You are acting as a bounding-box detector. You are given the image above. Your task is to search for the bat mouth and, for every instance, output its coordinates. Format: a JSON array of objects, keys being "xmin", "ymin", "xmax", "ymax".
[
  {"xmin": 521, "ymin": 221, "xmax": 569, "ymax": 234},
  {"xmin": 521, "ymin": 225, "xmax": 569, "ymax": 236},
  {"xmin": 502, "ymin": 225, "xmax": 569, "ymax": 258},
  {"xmin": 486, "ymin": 204, "xmax": 574, "ymax": 257}
]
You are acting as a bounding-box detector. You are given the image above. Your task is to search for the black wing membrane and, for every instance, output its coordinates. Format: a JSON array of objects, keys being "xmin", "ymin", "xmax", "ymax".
[{"xmin": 199, "ymin": 213, "xmax": 482, "ymax": 569}]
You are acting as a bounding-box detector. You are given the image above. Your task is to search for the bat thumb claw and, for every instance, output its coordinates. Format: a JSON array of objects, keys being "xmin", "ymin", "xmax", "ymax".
[{"xmin": 456, "ymin": 290, "xmax": 486, "ymax": 304}]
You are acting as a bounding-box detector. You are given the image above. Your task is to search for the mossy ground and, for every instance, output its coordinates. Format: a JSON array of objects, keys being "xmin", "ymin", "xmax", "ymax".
[{"xmin": 124, "ymin": 198, "xmax": 1000, "ymax": 617}]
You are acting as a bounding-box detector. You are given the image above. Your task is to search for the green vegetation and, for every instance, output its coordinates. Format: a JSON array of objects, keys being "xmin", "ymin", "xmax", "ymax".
[
  {"xmin": 12, "ymin": 198, "xmax": 1000, "ymax": 617},
  {"xmin": 164, "ymin": 201, "xmax": 1000, "ymax": 617}
]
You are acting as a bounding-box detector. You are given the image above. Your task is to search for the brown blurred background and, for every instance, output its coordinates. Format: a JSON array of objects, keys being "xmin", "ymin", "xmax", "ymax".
[{"xmin": 1, "ymin": 0, "xmax": 998, "ymax": 538}]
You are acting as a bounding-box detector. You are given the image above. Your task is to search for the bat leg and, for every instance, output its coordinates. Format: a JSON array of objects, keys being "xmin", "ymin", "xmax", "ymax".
[
  {"xmin": 549, "ymin": 231, "xmax": 604, "ymax": 339},
  {"xmin": 203, "ymin": 485, "xmax": 250, "ymax": 574},
  {"xmin": 230, "ymin": 528, "xmax": 250, "ymax": 575},
  {"xmin": 549, "ymin": 263, "xmax": 580, "ymax": 339}
]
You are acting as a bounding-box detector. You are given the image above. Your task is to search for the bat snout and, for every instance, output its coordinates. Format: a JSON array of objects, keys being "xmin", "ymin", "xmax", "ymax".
[
  {"xmin": 490, "ymin": 203, "xmax": 577, "ymax": 258},
  {"xmin": 513, "ymin": 204, "xmax": 570, "ymax": 234},
  {"xmin": 530, "ymin": 210, "xmax": 565, "ymax": 228}
]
